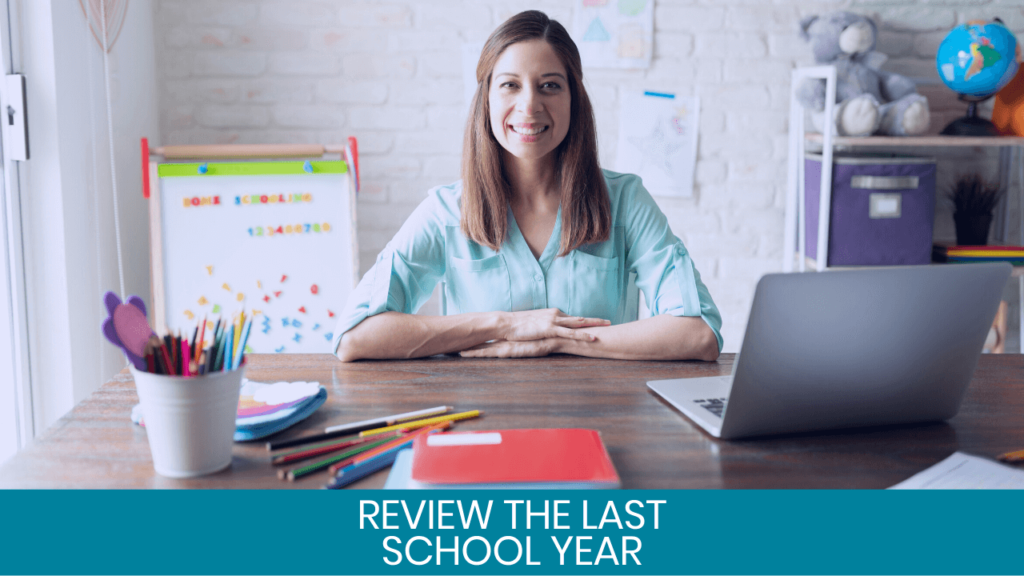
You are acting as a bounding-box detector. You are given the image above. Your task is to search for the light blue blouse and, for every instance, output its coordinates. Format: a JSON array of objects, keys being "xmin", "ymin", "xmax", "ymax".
[{"xmin": 332, "ymin": 169, "xmax": 723, "ymax": 353}]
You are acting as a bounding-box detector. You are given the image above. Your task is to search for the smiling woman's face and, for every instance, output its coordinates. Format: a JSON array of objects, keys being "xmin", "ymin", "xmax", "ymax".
[{"xmin": 488, "ymin": 39, "xmax": 571, "ymax": 164}]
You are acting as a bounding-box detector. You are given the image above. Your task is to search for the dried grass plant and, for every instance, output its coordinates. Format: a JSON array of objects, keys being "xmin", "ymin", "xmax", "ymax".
[{"xmin": 948, "ymin": 173, "xmax": 1003, "ymax": 215}]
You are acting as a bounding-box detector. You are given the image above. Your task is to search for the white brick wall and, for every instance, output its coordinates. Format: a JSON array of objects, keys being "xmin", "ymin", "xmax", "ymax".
[{"xmin": 156, "ymin": 0, "xmax": 1024, "ymax": 352}]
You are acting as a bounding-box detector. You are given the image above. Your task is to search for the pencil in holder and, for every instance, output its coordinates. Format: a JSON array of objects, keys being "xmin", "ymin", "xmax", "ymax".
[{"xmin": 130, "ymin": 365, "xmax": 244, "ymax": 478}]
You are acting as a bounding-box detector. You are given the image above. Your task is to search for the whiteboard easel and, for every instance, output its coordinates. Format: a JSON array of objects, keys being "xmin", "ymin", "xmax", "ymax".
[{"xmin": 143, "ymin": 141, "xmax": 360, "ymax": 354}]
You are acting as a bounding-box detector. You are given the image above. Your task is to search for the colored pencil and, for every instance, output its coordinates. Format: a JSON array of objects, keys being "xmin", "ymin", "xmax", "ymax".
[
  {"xmin": 324, "ymin": 447, "xmax": 404, "ymax": 490},
  {"xmin": 234, "ymin": 312, "xmax": 243, "ymax": 357},
  {"xmin": 271, "ymin": 432, "xmax": 361, "ymax": 457},
  {"xmin": 153, "ymin": 350, "xmax": 164, "ymax": 374},
  {"xmin": 175, "ymin": 330, "xmax": 182, "ymax": 374},
  {"xmin": 997, "ymin": 448, "xmax": 1024, "ymax": 463},
  {"xmin": 220, "ymin": 325, "xmax": 230, "ymax": 371},
  {"xmin": 323, "ymin": 405, "xmax": 453, "ymax": 434},
  {"xmin": 190, "ymin": 325, "xmax": 199, "ymax": 356},
  {"xmin": 148, "ymin": 336, "xmax": 165, "ymax": 374},
  {"xmin": 266, "ymin": 406, "xmax": 453, "ymax": 451},
  {"xmin": 159, "ymin": 340, "xmax": 175, "ymax": 376},
  {"xmin": 213, "ymin": 327, "xmax": 228, "ymax": 372},
  {"xmin": 281, "ymin": 435, "xmax": 398, "ymax": 481},
  {"xmin": 226, "ymin": 324, "xmax": 235, "ymax": 371},
  {"xmin": 359, "ymin": 410, "xmax": 482, "ymax": 437},
  {"xmin": 270, "ymin": 430, "xmax": 404, "ymax": 466},
  {"xmin": 144, "ymin": 340, "xmax": 155, "ymax": 373},
  {"xmin": 329, "ymin": 422, "xmax": 449, "ymax": 475},
  {"xmin": 195, "ymin": 315, "xmax": 207, "ymax": 365},
  {"xmin": 240, "ymin": 316, "xmax": 253, "ymax": 353},
  {"xmin": 182, "ymin": 340, "xmax": 191, "ymax": 377},
  {"xmin": 209, "ymin": 319, "xmax": 221, "ymax": 360},
  {"xmin": 163, "ymin": 335, "xmax": 173, "ymax": 371},
  {"xmin": 324, "ymin": 439, "xmax": 413, "ymax": 480},
  {"xmin": 233, "ymin": 317, "xmax": 251, "ymax": 369}
]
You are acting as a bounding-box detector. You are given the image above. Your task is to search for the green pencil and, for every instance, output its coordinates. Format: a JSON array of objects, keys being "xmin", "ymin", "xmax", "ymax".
[
  {"xmin": 213, "ymin": 328, "xmax": 228, "ymax": 372},
  {"xmin": 281, "ymin": 436, "xmax": 397, "ymax": 481}
]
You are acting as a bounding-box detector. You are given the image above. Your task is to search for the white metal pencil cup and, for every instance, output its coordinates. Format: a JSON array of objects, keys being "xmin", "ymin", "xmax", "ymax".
[{"xmin": 130, "ymin": 366, "xmax": 244, "ymax": 478}]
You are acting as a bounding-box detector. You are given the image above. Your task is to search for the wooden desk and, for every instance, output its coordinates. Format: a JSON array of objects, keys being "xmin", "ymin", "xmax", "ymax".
[{"xmin": 2, "ymin": 353, "xmax": 1022, "ymax": 489}]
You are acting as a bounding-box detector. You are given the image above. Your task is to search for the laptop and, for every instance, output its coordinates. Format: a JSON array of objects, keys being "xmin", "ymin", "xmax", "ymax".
[{"xmin": 648, "ymin": 263, "xmax": 1011, "ymax": 439}]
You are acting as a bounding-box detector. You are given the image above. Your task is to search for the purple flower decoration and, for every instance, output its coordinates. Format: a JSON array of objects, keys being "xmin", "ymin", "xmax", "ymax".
[{"xmin": 101, "ymin": 291, "xmax": 154, "ymax": 370}]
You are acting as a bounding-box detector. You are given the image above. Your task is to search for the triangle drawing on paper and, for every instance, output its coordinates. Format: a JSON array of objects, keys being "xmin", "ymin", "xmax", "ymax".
[{"xmin": 583, "ymin": 17, "xmax": 611, "ymax": 42}]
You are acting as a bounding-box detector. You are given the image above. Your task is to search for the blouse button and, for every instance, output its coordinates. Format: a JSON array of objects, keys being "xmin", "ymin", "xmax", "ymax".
[{"xmin": 534, "ymin": 273, "xmax": 544, "ymax": 282}]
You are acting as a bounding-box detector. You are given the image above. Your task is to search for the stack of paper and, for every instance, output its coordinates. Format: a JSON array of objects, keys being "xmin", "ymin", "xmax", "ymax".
[
  {"xmin": 889, "ymin": 451, "xmax": 1024, "ymax": 489},
  {"xmin": 384, "ymin": 428, "xmax": 620, "ymax": 489}
]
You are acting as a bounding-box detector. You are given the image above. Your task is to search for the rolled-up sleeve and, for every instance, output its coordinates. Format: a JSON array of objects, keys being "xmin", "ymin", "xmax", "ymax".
[
  {"xmin": 332, "ymin": 192, "xmax": 447, "ymax": 354},
  {"xmin": 624, "ymin": 178, "xmax": 724, "ymax": 352}
]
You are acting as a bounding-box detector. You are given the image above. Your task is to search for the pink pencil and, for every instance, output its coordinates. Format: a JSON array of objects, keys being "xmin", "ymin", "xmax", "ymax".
[{"xmin": 182, "ymin": 340, "xmax": 192, "ymax": 377}]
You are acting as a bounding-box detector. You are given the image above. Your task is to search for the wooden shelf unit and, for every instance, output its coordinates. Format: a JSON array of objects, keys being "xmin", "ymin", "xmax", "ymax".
[
  {"xmin": 786, "ymin": 66, "xmax": 1024, "ymax": 350},
  {"xmin": 803, "ymin": 133, "xmax": 1024, "ymax": 148}
]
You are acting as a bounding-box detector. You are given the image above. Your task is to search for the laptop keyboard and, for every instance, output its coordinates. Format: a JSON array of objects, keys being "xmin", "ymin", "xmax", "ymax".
[{"xmin": 693, "ymin": 397, "xmax": 728, "ymax": 418}]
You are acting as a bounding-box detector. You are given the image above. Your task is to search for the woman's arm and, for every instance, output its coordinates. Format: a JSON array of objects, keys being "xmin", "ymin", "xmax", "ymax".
[
  {"xmin": 338, "ymin": 309, "xmax": 609, "ymax": 362},
  {"xmin": 460, "ymin": 314, "xmax": 720, "ymax": 361},
  {"xmin": 557, "ymin": 315, "xmax": 719, "ymax": 361}
]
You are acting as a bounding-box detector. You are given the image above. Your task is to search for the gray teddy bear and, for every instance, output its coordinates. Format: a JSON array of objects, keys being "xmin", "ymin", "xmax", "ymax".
[{"xmin": 797, "ymin": 12, "xmax": 930, "ymax": 137}]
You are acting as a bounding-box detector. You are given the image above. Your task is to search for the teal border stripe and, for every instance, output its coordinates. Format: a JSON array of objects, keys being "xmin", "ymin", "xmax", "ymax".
[
  {"xmin": 1, "ymin": 490, "xmax": 1022, "ymax": 574},
  {"xmin": 159, "ymin": 160, "xmax": 347, "ymax": 177}
]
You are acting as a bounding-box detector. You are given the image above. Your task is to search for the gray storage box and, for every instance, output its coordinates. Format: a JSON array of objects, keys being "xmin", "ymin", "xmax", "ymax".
[{"xmin": 805, "ymin": 154, "xmax": 936, "ymax": 266}]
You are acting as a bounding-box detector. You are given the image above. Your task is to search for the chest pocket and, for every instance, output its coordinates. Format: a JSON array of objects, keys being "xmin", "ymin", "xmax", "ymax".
[
  {"xmin": 445, "ymin": 254, "xmax": 512, "ymax": 314},
  {"xmin": 569, "ymin": 250, "xmax": 621, "ymax": 323}
]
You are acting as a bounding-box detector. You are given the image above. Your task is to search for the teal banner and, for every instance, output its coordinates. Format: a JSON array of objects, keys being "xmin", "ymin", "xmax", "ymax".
[{"xmin": 1, "ymin": 490, "xmax": 1021, "ymax": 574}]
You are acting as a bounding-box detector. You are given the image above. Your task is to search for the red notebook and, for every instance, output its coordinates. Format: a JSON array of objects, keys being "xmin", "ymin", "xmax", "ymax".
[{"xmin": 410, "ymin": 428, "xmax": 620, "ymax": 488}]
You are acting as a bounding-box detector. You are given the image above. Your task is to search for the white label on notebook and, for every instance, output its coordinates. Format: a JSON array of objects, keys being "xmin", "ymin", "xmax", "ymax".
[{"xmin": 427, "ymin": 432, "xmax": 502, "ymax": 446}]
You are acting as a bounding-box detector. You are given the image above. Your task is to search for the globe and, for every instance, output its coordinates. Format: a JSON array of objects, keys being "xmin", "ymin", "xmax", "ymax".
[
  {"xmin": 936, "ymin": 20, "xmax": 1019, "ymax": 99},
  {"xmin": 935, "ymin": 19, "xmax": 1021, "ymax": 135}
]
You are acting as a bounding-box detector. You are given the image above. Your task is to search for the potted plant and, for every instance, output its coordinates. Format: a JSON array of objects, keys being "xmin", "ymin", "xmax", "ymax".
[{"xmin": 949, "ymin": 173, "xmax": 1003, "ymax": 246}]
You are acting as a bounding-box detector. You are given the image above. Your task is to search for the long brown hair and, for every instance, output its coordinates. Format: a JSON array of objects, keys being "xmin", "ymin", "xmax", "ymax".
[{"xmin": 461, "ymin": 10, "xmax": 610, "ymax": 256}]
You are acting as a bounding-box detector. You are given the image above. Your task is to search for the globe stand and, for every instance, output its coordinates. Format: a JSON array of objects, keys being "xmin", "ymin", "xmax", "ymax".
[{"xmin": 941, "ymin": 95, "xmax": 1002, "ymax": 136}]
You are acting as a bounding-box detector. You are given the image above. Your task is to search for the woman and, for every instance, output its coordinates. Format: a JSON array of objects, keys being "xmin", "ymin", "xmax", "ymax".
[{"xmin": 334, "ymin": 10, "xmax": 721, "ymax": 362}]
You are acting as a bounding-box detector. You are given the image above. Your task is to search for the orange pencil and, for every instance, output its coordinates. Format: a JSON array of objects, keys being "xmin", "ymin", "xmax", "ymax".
[
  {"xmin": 996, "ymin": 448, "xmax": 1024, "ymax": 463},
  {"xmin": 330, "ymin": 421, "xmax": 451, "ymax": 475},
  {"xmin": 195, "ymin": 315, "xmax": 207, "ymax": 365}
]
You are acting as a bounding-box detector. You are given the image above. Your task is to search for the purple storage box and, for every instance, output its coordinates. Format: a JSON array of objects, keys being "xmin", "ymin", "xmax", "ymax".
[{"xmin": 805, "ymin": 153, "xmax": 936, "ymax": 266}]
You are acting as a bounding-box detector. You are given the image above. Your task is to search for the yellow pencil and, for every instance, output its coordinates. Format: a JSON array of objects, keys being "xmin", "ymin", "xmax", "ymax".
[
  {"xmin": 234, "ymin": 311, "xmax": 243, "ymax": 353},
  {"xmin": 359, "ymin": 410, "xmax": 482, "ymax": 437}
]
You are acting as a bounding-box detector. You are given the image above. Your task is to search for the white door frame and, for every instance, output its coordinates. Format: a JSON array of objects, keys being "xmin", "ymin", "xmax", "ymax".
[{"xmin": 0, "ymin": 0, "xmax": 34, "ymax": 462}]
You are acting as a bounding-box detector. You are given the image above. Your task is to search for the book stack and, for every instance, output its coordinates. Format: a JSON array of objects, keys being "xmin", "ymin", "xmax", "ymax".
[
  {"xmin": 941, "ymin": 245, "xmax": 1024, "ymax": 265},
  {"xmin": 234, "ymin": 379, "xmax": 327, "ymax": 441},
  {"xmin": 384, "ymin": 428, "xmax": 620, "ymax": 489},
  {"xmin": 132, "ymin": 378, "xmax": 327, "ymax": 441}
]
